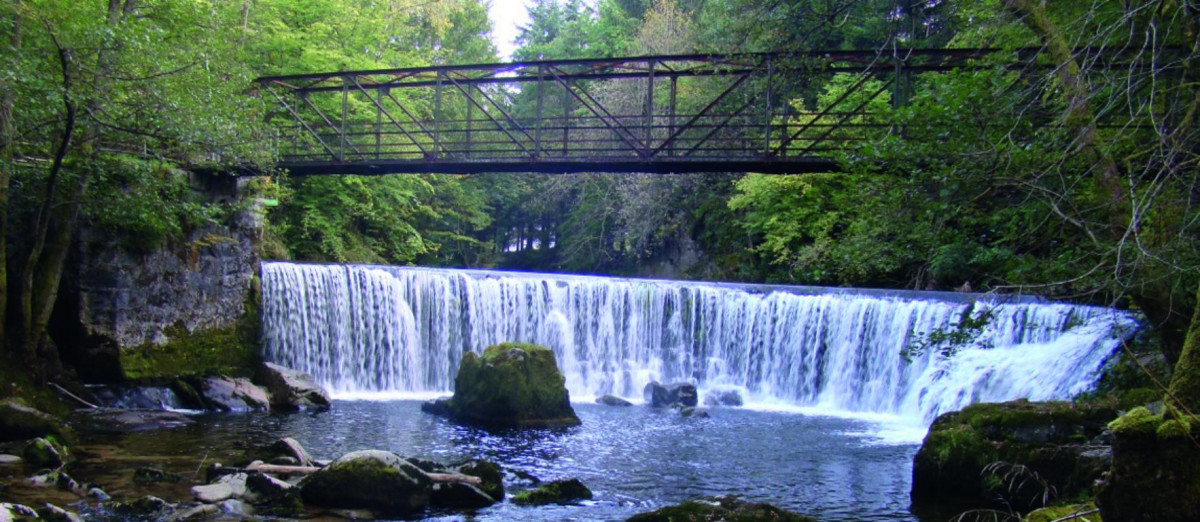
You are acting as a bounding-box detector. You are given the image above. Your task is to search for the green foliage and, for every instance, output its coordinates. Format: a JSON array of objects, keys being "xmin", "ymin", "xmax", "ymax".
[{"xmin": 903, "ymin": 304, "xmax": 996, "ymax": 361}]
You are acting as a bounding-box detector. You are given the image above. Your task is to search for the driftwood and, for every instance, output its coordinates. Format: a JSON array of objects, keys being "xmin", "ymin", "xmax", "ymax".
[{"xmin": 244, "ymin": 463, "xmax": 482, "ymax": 485}]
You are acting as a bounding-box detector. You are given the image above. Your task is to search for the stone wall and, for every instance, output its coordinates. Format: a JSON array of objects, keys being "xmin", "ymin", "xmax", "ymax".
[{"xmin": 54, "ymin": 174, "xmax": 262, "ymax": 381}]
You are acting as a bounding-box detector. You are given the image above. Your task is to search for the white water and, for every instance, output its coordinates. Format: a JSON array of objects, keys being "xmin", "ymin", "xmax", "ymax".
[{"xmin": 261, "ymin": 262, "xmax": 1138, "ymax": 424}]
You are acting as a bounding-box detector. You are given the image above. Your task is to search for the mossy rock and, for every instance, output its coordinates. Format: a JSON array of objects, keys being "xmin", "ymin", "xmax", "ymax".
[
  {"xmin": 454, "ymin": 459, "xmax": 504, "ymax": 501},
  {"xmin": 23, "ymin": 437, "xmax": 71, "ymax": 469},
  {"xmin": 626, "ymin": 496, "xmax": 817, "ymax": 522},
  {"xmin": 1097, "ymin": 409, "xmax": 1200, "ymax": 522},
  {"xmin": 437, "ymin": 343, "xmax": 580, "ymax": 428},
  {"xmin": 0, "ymin": 399, "xmax": 73, "ymax": 444},
  {"xmin": 912, "ymin": 400, "xmax": 1118, "ymax": 512},
  {"xmin": 511, "ymin": 478, "xmax": 592, "ymax": 506},
  {"xmin": 299, "ymin": 450, "xmax": 431, "ymax": 516},
  {"xmin": 1023, "ymin": 503, "xmax": 1099, "ymax": 522}
]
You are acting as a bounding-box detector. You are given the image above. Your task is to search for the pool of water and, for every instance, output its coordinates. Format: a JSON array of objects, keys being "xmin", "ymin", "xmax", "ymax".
[{"xmin": 56, "ymin": 400, "xmax": 929, "ymax": 521}]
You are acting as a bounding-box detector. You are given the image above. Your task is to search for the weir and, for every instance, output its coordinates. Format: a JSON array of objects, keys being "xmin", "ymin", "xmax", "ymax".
[{"xmin": 260, "ymin": 262, "xmax": 1138, "ymax": 423}]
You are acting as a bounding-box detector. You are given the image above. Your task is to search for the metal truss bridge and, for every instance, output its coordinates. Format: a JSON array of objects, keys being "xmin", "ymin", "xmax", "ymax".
[{"xmin": 254, "ymin": 49, "xmax": 1017, "ymax": 176}]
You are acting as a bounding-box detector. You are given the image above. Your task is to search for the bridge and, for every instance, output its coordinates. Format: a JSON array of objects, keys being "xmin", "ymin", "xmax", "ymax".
[{"xmin": 256, "ymin": 49, "xmax": 1008, "ymax": 176}]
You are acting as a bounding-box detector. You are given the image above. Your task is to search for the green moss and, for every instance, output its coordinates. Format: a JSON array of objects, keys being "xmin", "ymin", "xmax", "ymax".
[
  {"xmin": 120, "ymin": 287, "xmax": 261, "ymax": 380},
  {"xmin": 1156, "ymin": 418, "xmax": 1193, "ymax": 440},
  {"xmin": 511, "ymin": 478, "xmax": 592, "ymax": 506},
  {"xmin": 925, "ymin": 424, "xmax": 996, "ymax": 468},
  {"xmin": 446, "ymin": 342, "xmax": 580, "ymax": 427},
  {"xmin": 626, "ymin": 496, "xmax": 817, "ymax": 522},
  {"xmin": 1108, "ymin": 406, "xmax": 1161, "ymax": 437},
  {"xmin": 1022, "ymin": 503, "xmax": 1098, "ymax": 522}
]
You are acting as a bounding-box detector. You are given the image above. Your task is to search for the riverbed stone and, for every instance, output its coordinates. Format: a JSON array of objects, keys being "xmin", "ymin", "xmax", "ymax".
[
  {"xmin": 431, "ymin": 482, "xmax": 497, "ymax": 510},
  {"xmin": 37, "ymin": 503, "xmax": 83, "ymax": 522},
  {"xmin": 0, "ymin": 399, "xmax": 71, "ymax": 443},
  {"xmin": 134, "ymin": 467, "xmax": 184, "ymax": 483},
  {"xmin": 596, "ymin": 394, "xmax": 633, "ymax": 407},
  {"xmin": 911, "ymin": 399, "xmax": 1118, "ymax": 512},
  {"xmin": 261, "ymin": 437, "xmax": 315, "ymax": 467},
  {"xmin": 22, "ymin": 438, "xmax": 69, "ymax": 469},
  {"xmin": 200, "ymin": 377, "xmax": 270, "ymax": 411},
  {"xmin": 644, "ymin": 381, "xmax": 697, "ymax": 408},
  {"xmin": 299, "ymin": 450, "xmax": 432, "ymax": 515},
  {"xmin": 429, "ymin": 343, "xmax": 580, "ymax": 428},
  {"xmin": 626, "ymin": 496, "xmax": 817, "ymax": 522},
  {"xmin": 453, "ymin": 459, "xmax": 504, "ymax": 501},
  {"xmin": 511, "ymin": 478, "xmax": 592, "ymax": 506},
  {"xmin": 258, "ymin": 363, "xmax": 331, "ymax": 411},
  {"xmin": 0, "ymin": 503, "xmax": 39, "ymax": 520},
  {"xmin": 0, "ymin": 454, "xmax": 21, "ymax": 465},
  {"xmin": 70, "ymin": 408, "xmax": 193, "ymax": 432},
  {"xmin": 192, "ymin": 483, "xmax": 234, "ymax": 503},
  {"xmin": 107, "ymin": 496, "xmax": 173, "ymax": 518},
  {"xmin": 166, "ymin": 504, "xmax": 220, "ymax": 522}
]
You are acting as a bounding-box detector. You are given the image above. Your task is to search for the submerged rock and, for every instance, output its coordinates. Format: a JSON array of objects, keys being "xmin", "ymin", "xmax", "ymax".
[
  {"xmin": 511, "ymin": 478, "xmax": 592, "ymax": 506},
  {"xmin": 431, "ymin": 482, "xmax": 496, "ymax": 510},
  {"xmin": 626, "ymin": 496, "xmax": 816, "ymax": 521},
  {"xmin": 0, "ymin": 399, "xmax": 72, "ymax": 443},
  {"xmin": 38, "ymin": 503, "xmax": 84, "ymax": 522},
  {"xmin": 427, "ymin": 343, "xmax": 580, "ymax": 428},
  {"xmin": 23, "ymin": 437, "xmax": 70, "ymax": 469},
  {"xmin": 134, "ymin": 467, "xmax": 184, "ymax": 484},
  {"xmin": 259, "ymin": 363, "xmax": 331, "ymax": 411},
  {"xmin": 644, "ymin": 381, "xmax": 698, "ymax": 408},
  {"xmin": 911, "ymin": 399, "xmax": 1118, "ymax": 512},
  {"xmin": 596, "ymin": 395, "xmax": 633, "ymax": 407},
  {"xmin": 106, "ymin": 496, "xmax": 173, "ymax": 518},
  {"xmin": 299, "ymin": 450, "xmax": 431, "ymax": 515},
  {"xmin": 703, "ymin": 389, "xmax": 744, "ymax": 407},
  {"xmin": 200, "ymin": 377, "xmax": 270, "ymax": 411},
  {"xmin": 71, "ymin": 408, "xmax": 193, "ymax": 432}
]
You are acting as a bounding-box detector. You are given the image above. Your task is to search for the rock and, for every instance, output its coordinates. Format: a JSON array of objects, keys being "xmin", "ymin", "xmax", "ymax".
[
  {"xmin": 626, "ymin": 496, "xmax": 817, "ymax": 522},
  {"xmin": 215, "ymin": 473, "xmax": 252, "ymax": 501},
  {"xmin": 36, "ymin": 504, "xmax": 83, "ymax": 522},
  {"xmin": 107, "ymin": 496, "xmax": 172, "ymax": 518},
  {"xmin": 911, "ymin": 400, "xmax": 1119, "ymax": 512},
  {"xmin": 427, "ymin": 343, "xmax": 580, "ymax": 428},
  {"xmin": 22, "ymin": 438, "xmax": 69, "ymax": 469},
  {"xmin": 192, "ymin": 483, "xmax": 234, "ymax": 503},
  {"xmin": 258, "ymin": 363, "xmax": 331, "ymax": 411},
  {"xmin": 678, "ymin": 407, "xmax": 709, "ymax": 418},
  {"xmin": 165, "ymin": 504, "xmax": 220, "ymax": 522},
  {"xmin": 87, "ymin": 488, "xmax": 111, "ymax": 501},
  {"xmin": 0, "ymin": 399, "xmax": 72, "ymax": 443},
  {"xmin": 643, "ymin": 381, "xmax": 698, "ymax": 408},
  {"xmin": 24, "ymin": 471, "xmax": 79, "ymax": 492},
  {"xmin": 216, "ymin": 499, "xmax": 250, "ymax": 517},
  {"xmin": 703, "ymin": 389, "xmax": 744, "ymax": 407},
  {"xmin": 246, "ymin": 473, "xmax": 294, "ymax": 502},
  {"xmin": 431, "ymin": 482, "xmax": 497, "ymax": 510},
  {"xmin": 1, "ymin": 503, "xmax": 39, "ymax": 520},
  {"xmin": 596, "ymin": 395, "xmax": 633, "ymax": 407},
  {"xmin": 262, "ymin": 437, "xmax": 315, "ymax": 467},
  {"xmin": 133, "ymin": 467, "xmax": 183, "ymax": 483},
  {"xmin": 1023, "ymin": 503, "xmax": 1099, "ymax": 522},
  {"xmin": 0, "ymin": 454, "xmax": 22, "ymax": 465},
  {"xmin": 1096, "ymin": 407, "xmax": 1200, "ymax": 522},
  {"xmin": 70, "ymin": 408, "xmax": 193, "ymax": 433},
  {"xmin": 299, "ymin": 450, "xmax": 431, "ymax": 515},
  {"xmin": 200, "ymin": 377, "xmax": 270, "ymax": 411},
  {"xmin": 511, "ymin": 478, "xmax": 592, "ymax": 506},
  {"xmin": 420, "ymin": 397, "xmax": 452, "ymax": 416},
  {"xmin": 453, "ymin": 459, "xmax": 504, "ymax": 501}
]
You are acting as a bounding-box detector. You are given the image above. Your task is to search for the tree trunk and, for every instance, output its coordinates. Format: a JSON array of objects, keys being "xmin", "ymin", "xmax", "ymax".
[
  {"xmin": 1167, "ymin": 281, "xmax": 1200, "ymax": 411},
  {"xmin": 1, "ymin": 0, "xmax": 23, "ymax": 353}
]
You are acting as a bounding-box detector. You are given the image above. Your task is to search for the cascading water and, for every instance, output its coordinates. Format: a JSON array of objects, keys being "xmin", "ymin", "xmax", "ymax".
[{"xmin": 261, "ymin": 262, "xmax": 1138, "ymax": 423}]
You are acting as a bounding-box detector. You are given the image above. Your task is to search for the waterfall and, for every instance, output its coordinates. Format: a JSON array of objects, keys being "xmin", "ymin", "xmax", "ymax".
[{"xmin": 261, "ymin": 262, "xmax": 1138, "ymax": 422}]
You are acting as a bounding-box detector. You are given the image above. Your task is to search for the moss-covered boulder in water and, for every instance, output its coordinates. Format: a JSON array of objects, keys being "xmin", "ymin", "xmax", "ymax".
[
  {"xmin": 23, "ymin": 437, "xmax": 70, "ymax": 469},
  {"xmin": 626, "ymin": 496, "xmax": 817, "ymax": 522},
  {"xmin": 511, "ymin": 478, "xmax": 592, "ymax": 505},
  {"xmin": 434, "ymin": 343, "xmax": 580, "ymax": 428},
  {"xmin": 300, "ymin": 450, "xmax": 432, "ymax": 515},
  {"xmin": 911, "ymin": 400, "xmax": 1118, "ymax": 512},
  {"xmin": 1095, "ymin": 407, "xmax": 1200, "ymax": 522}
]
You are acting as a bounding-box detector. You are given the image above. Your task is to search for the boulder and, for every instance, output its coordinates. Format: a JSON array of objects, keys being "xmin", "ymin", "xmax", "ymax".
[
  {"xmin": 596, "ymin": 395, "xmax": 633, "ymax": 407},
  {"xmin": 106, "ymin": 496, "xmax": 173, "ymax": 519},
  {"xmin": 430, "ymin": 482, "xmax": 496, "ymax": 510},
  {"xmin": 192, "ymin": 483, "xmax": 234, "ymax": 503},
  {"xmin": 199, "ymin": 377, "xmax": 270, "ymax": 411},
  {"xmin": 511, "ymin": 478, "xmax": 592, "ymax": 506},
  {"xmin": 239, "ymin": 437, "xmax": 315, "ymax": 468},
  {"xmin": 22, "ymin": 438, "xmax": 69, "ymax": 469},
  {"xmin": 0, "ymin": 399, "xmax": 72, "ymax": 443},
  {"xmin": 626, "ymin": 496, "xmax": 816, "ymax": 522},
  {"xmin": 427, "ymin": 343, "xmax": 580, "ymax": 428},
  {"xmin": 1096, "ymin": 407, "xmax": 1200, "ymax": 522},
  {"xmin": 0, "ymin": 454, "xmax": 21, "ymax": 465},
  {"xmin": 453, "ymin": 459, "xmax": 504, "ymax": 501},
  {"xmin": 258, "ymin": 363, "xmax": 331, "ymax": 411},
  {"xmin": 165, "ymin": 504, "xmax": 220, "ymax": 522},
  {"xmin": 643, "ymin": 381, "xmax": 697, "ymax": 408},
  {"xmin": 420, "ymin": 397, "xmax": 453, "ymax": 416},
  {"xmin": 703, "ymin": 389, "xmax": 744, "ymax": 407},
  {"xmin": 133, "ymin": 467, "xmax": 183, "ymax": 483},
  {"xmin": 299, "ymin": 450, "xmax": 431, "ymax": 515},
  {"xmin": 911, "ymin": 400, "xmax": 1119, "ymax": 512}
]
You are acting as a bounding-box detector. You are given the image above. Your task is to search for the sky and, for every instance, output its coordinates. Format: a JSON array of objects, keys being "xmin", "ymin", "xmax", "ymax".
[{"xmin": 487, "ymin": 0, "xmax": 533, "ymax": 60}]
